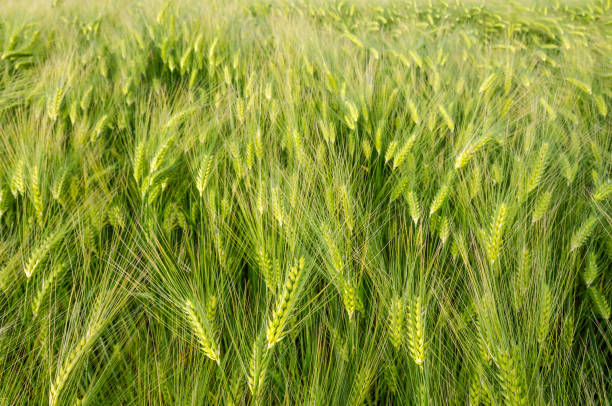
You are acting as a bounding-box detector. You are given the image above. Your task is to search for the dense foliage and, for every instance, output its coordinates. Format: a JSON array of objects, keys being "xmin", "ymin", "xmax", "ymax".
[{"xmin": 0, "ymin": 0, "xmax": 611, "ymax": 404}]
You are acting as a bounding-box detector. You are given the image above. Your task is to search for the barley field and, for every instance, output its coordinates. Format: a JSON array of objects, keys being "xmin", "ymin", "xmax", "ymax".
[{"xmin": 0, "ymin": 0, "xmax": 611, "ymax": 404}]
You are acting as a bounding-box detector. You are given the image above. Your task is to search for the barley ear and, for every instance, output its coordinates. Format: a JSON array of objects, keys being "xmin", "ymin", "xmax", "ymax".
[
  {"xmin": 486, "ymin": 202, "xmax": 507, "ymax": 264},
  {"xmin": 388, "ymin": 296, "xmax": 404, "ymax": 349},
  {"xmin": 537, "ymin": 282, "xmax": 552, "ymax": 344},
  {"xmin": 266, "ymin": 257, "xmax": 305, "ymax": 348},
  {"xmin": 495, "ymin": 345, "xmax": 528, "ymax": 406},
  {"xmin": 184, "ymin": 299, "xmax": 221, "ymax": 364},
  {"xmin": 570, "ymin": 215, "xmax": 597, "ymax": 251},
  {"xmin": 407, "ymin": 293, "xmax": 425, "ymax": 367}
]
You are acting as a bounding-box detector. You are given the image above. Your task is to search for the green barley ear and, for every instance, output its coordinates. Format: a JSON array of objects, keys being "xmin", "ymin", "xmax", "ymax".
[
  {"xmin": 515, "ymin": 247, "xmax": 532, "ymax": 297},
  {"xmin": 195, "ymin": 154, "xmax": 213, "ymax": 197},
  {"xmin": 107, "ymin": 205, "xmax": 125, "ymax": 229},
  {"xmin": 374, "ymin": 124, "xmax": 383, "ymax": 154},
  {"xmin": 439, "ymin": 216, "xmax": 450, "ymax": 244},
  {"xmin": 469, "ymin": 371, "xmax": 484, "ymax": 406},
  {"xmin": 361, "ymin": 138, "xmax": 372, "ymax": 160},
  {"xmin": 254, "ymin": 127, "xmax": 264, "ymax": 160},
  {"xmin": 206, "ymin": 295, "xmax": 218, "ymax": 335},
  {"xmin": 593, "ymin": 93, "xmax": 607, "ymax": 117},
  {"xmin": 383, "ymin": 361, "xmax": 399, "ymax": 394},
  {"xmin": 229, "ymin": 141, "xmax": 244, "ymax": 178},
  {"xmin": 532, "ymin": 191, "xmax": 551, "ymax": 223},
  {"xmin": 324, "ymin": 183, "xmax": 337, "ymax": 216},
  {"xmin": 570, "ymin": 214, "xmax": 597, "ymax": 251},
  {"xmin": 588, "ymin": 287, "xmax": 610, "ymax": 319},
  {"xmin": 474, "ymin": 312, "xmax": 491, "ymax": 363},
  {"xmin": 266, "ymin": 257, "xmax": 305, "ymax": 348},
  {"xmin": 418, "ymin": 382, "xmax": 428, "ymax": 406},
  {"xmin": 149, "ymin": 135, "xmax": 175, "ymax": 174},
  {"xmin": 322, "ymin": 224, "xmax": 343, "ymax": 274},
  {"xmin": 270, "ymin": 185, "xmax": 284, "ymax": 228},
  {"xmin": 495, "ymin": 345, "xmax": 528, "ymax": 406},
  {"xmin": 562, "ymin": 313, "xmax": 575, "ymax": 351},
  {"xmin": 539, "ymin": 97, "xmax": 556, "ymax": 120},
  {"xmin": 429, "ymin": 212, "xmax": 441, "ymax": 234},
  {"xmin": 256, "ymin": 179, "xmax": 266, "ymax": 216},
  {"xmin": 292, "ymin": 129, "xmax": 310, "ymax": 169},
  {"xmin": 429, "ymin": 181, "xmax": 450, "ymax": 216},
  {"xmin": 213, "ymin": 227, "xmax": 226, "ymax": 268},
  {"xmin": 347, "ymin": 366, "xmax": 374, "ymax": 406},
  {"xmin": 339, "ymin": 185, "xmax": 354, "ymax": 232},
  {"xmin": 91, "ymin": 114, "xmax": 109, "ymax": 141},
  {"xmin": 491, "ymin": 162, "xmax": 504, "ymax": 184},
  {"xmin": 51, "ymin": 169, "xmax": 67, "ymax": 202},
  {"xmin": 318, "ymin": 120, "xmax": 336, "ymax": 145},
  {"xmin": 246, "ymin": 140, "xmax": 254, "ymax": 171},
  {"xmin": 31, "ymin": 262, "xmax": 66, "ymax": 317},
  {"xmin": 538, "ymin": 282, "xmax": 552, "ymax": 344},
  {"xmin": 592, "ymin": 180, "xmax": 612, "ymax": 201},
  {"xmin": 455, "ymin": 134, "xmax": 491, "ymax": 170},
  {"xmin": 437, "ymin": 103, "xmax": 454, "ymax": 132},
  {"xmin": 174, "ymin": 206, "xmax": 188, "ymax": 231},
  {"xmin": 0, "ymin": 186, "xmax": 8, "ymax": 219},
  {"xmin": 486, "ymin": 202, "xmax": 507, "ymax": 264},
  {"xmin": 384, "ymin": 140, "xmax": 398, "ymax": 164},
  {"xmin": 133, "ymin": 140, "xmax": 146, "ymax": 185},
  {"xmin": 49, "ymin": 321, "xmax": 106, "ymax": 406},
  {"xmin": 566, "ymin": 77, "xmax": 592, "ymax": 95},
  {"xmin": 406, "ymin": 190, "xmax": 421, "ymax": 223},
  {"xmin": 184, "ymin": 299, "xmax": 221, "ymax": 364},
  {"xmin": 407, "ymin": 98, "xmax": 420, "ymax": 125},
  {"xmin": 469, "ymin": 166, "xmax": 482, "ymax": 200},
  {"xmin": 80, "ymin": 85, "xmax": 93, "ymax": 111},
  {"xmin": 388, "ymin": 296, "xmax": 404, "ymax": 349},
  {"xmin": 583, "ymin": 252, "xmax": 599, "ymax": 287},
  {"xmin": 393, "ymin": 134, "xmax": 417, "ymax": 170},
  {"xmin": 24, "ymin": 228, "xmax": 65, "ymax": 278},
  {"xmin": 47, "ymin": 86, "xmax": 64, "ymax": 122},
  {"xmin": 264, "ymin": 82, "xmax": 272, "ymax": 100},
  {"xmin": 390, "ymin": 175, "xmax": 409, "ymax": 202},
  {"xmin": 247, "ymin": 334, "xmax": 270, "ymax": 402},
  {"xmin": 478, "ymin": 72, "xmax": 497, "ymax": 94},
  {"xmin": 30, "ymin": 165, "xmax": 44, "ymax": 225},
  {"xmin": 162, "ymin": 203, "xmax": 176, "ymax": 232},
  {"xmin": 526, "ymin": 142, "xmax": 549, "ymax": 194},
  {"xmin": 340, "ymin": 278, "xmax": 363, "ymax": 319},
  {"xmin": 452, "ymin": 231, "xmax": 469, "ymax": 264},
  {"xmin": 256, "ymin": 245, "xmax": 275, "ymax": 293},
  {"xmin": 558, "ymin": 153, "xmax": 577, "ymax": 186},
  {"xmin": 592, "ymin": 170, "xmax": 602, "ymax": 187},
  {"xmin": 10, "ymin": 159, "xmax": 26, "ymax": 197},
  {"xmin": 343, "ymin": 99, "xmax": 359, "ymax": 130},
  {"xmin": 407, "ymin": 293, "xmax": 425, "ymax": 367}
]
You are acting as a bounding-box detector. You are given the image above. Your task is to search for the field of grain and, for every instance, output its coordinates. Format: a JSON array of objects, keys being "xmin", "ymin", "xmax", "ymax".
[{"xmin": 0, "ymin": 0, "xmax": 611, "ymax": 404}]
